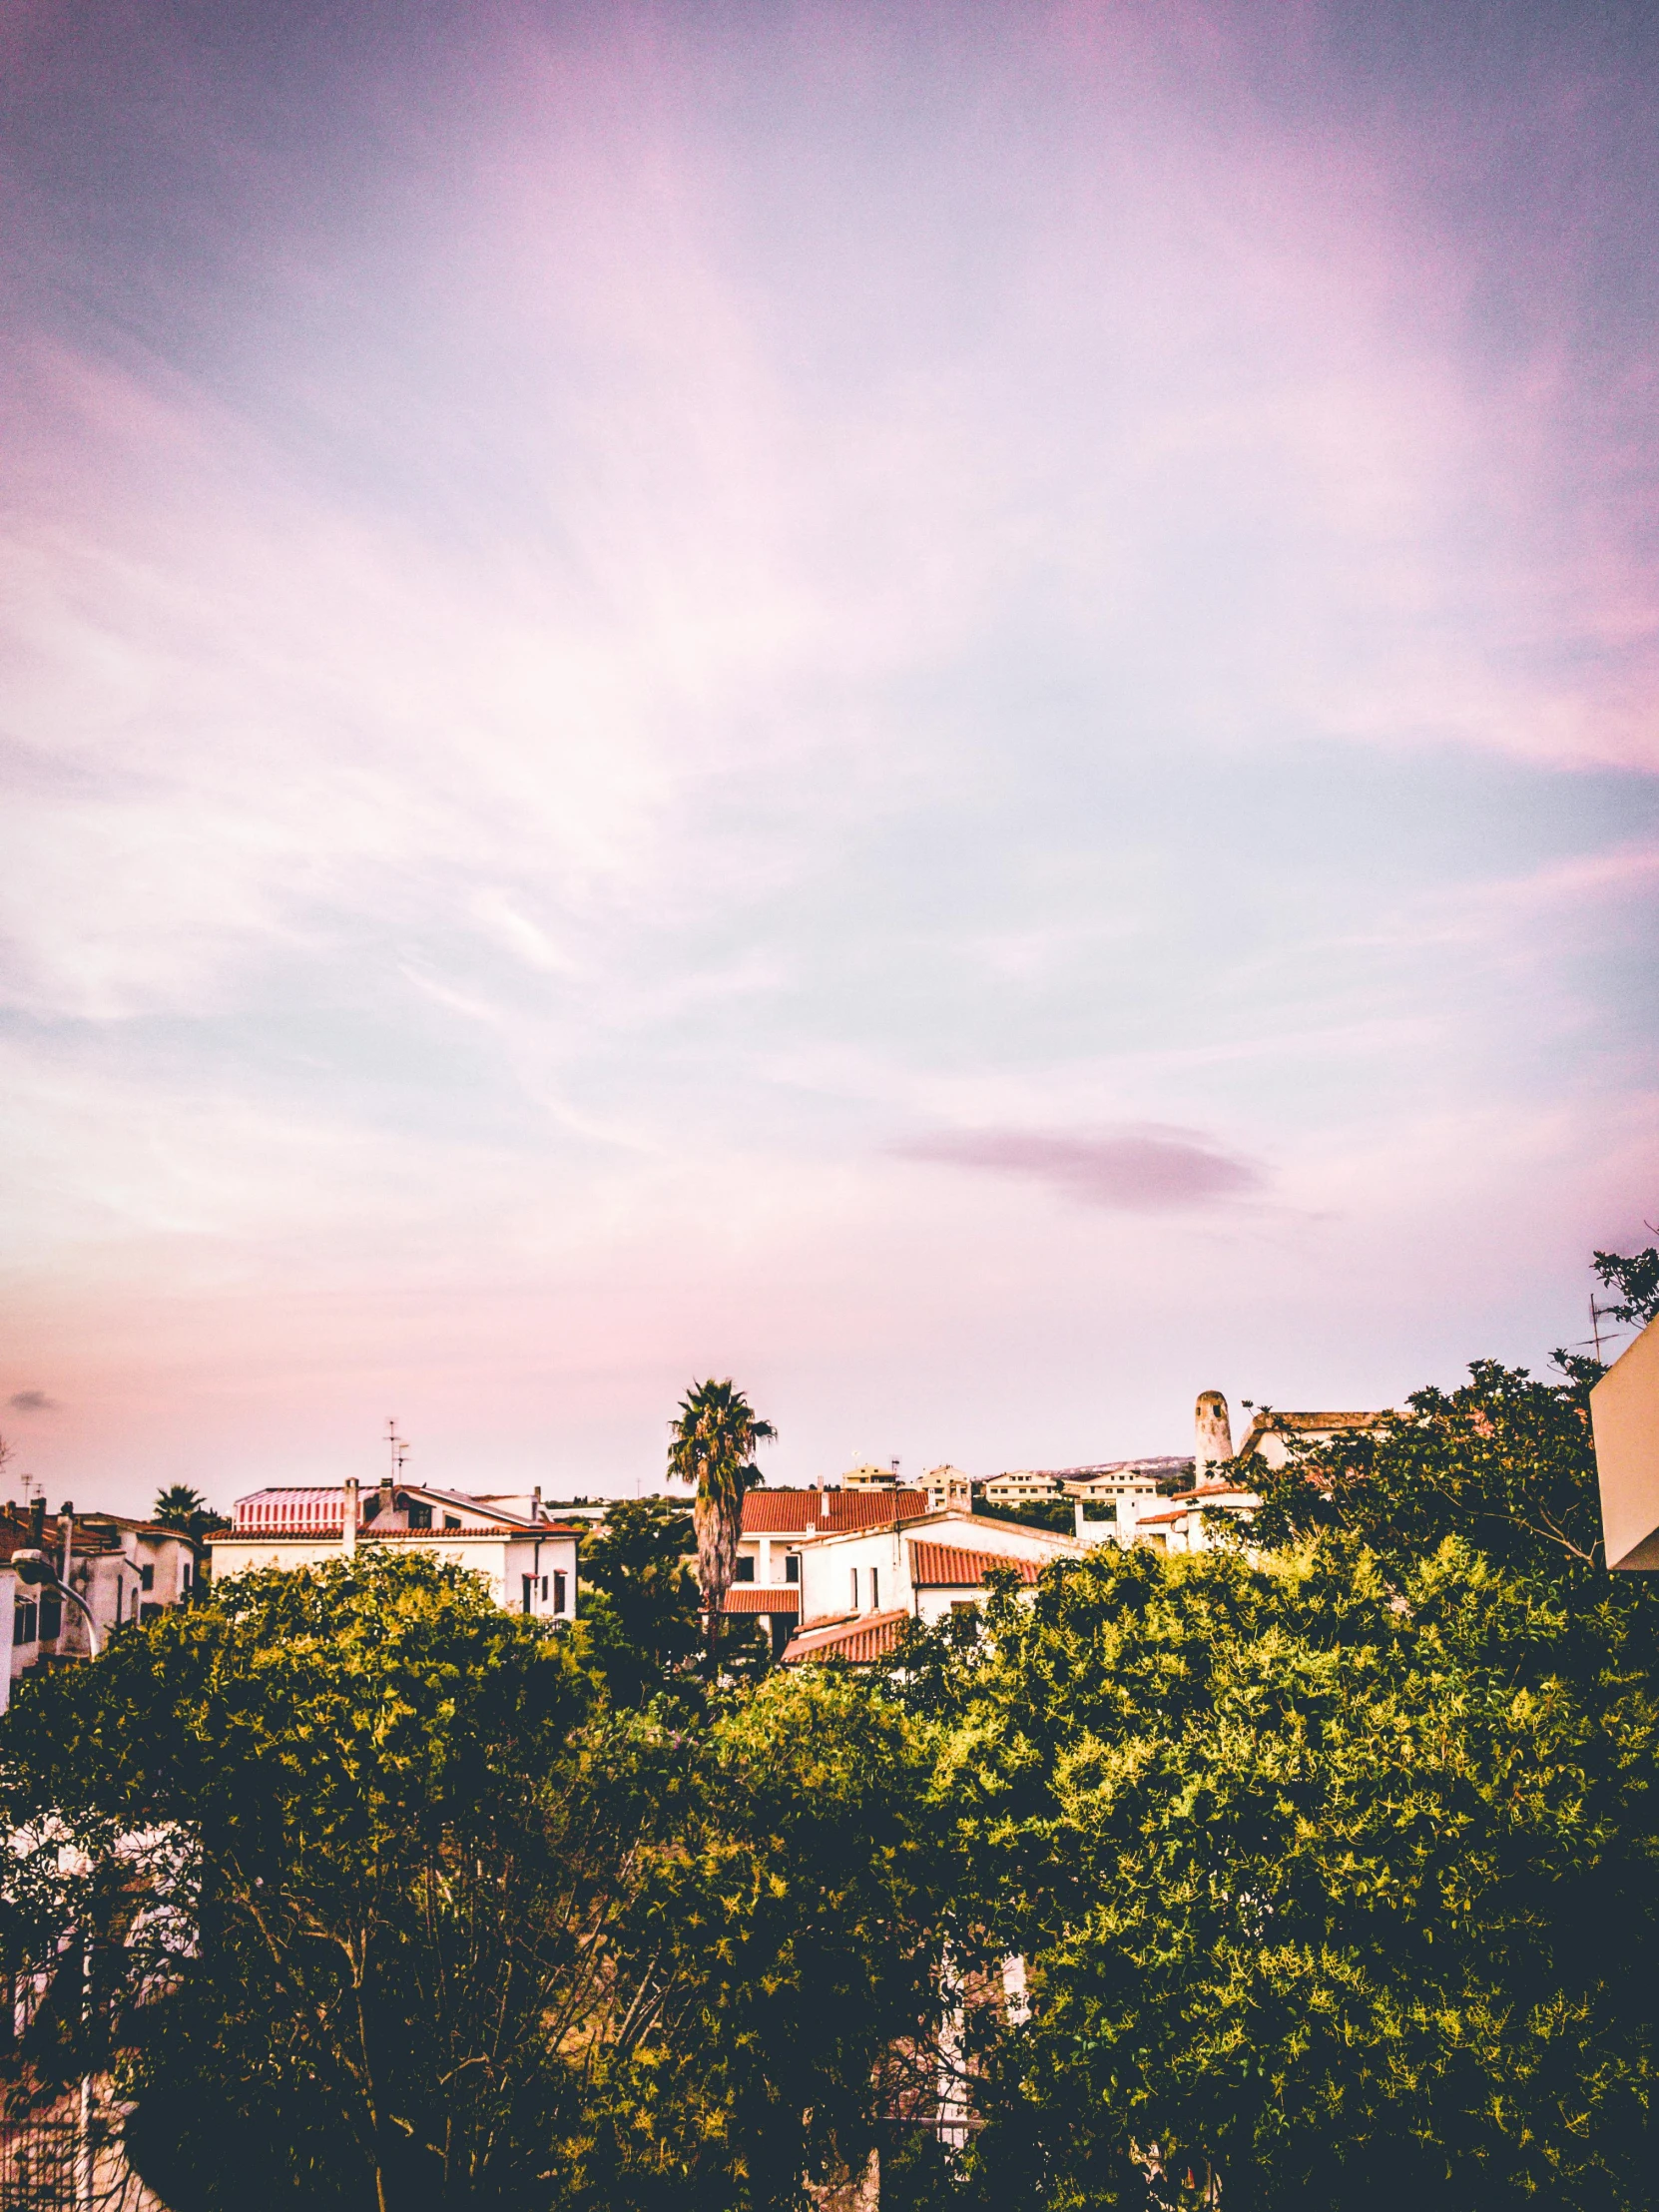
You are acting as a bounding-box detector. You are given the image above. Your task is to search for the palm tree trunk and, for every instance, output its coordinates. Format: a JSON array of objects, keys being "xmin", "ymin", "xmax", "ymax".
[{"xmin": 694, "ymin": 1491, "xmax": 737, "ymax": 1675}]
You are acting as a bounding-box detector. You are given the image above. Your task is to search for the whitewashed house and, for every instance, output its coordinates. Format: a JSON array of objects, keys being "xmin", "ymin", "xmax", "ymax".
[
  {"xmin": 210, "ymin": 1478, "xmax": 580, "ymax": 1621},
  {"xmin": 781, "ymin": 1509, "xmax": 1083, "ymax": 1663},
  {"xmin": 0, "ymin": 1503, "xmax": 201, "ymax": 1708}
]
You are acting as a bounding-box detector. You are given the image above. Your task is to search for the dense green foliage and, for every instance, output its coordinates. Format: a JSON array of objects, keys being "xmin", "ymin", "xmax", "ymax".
[
  {"xmin": 0, "ymin": 1553, "xmax": 945, "ymax": 2212},
  {"xmin": 577, "ymin": 1493, "xmax": 701, "ymax": 1704},
  {"xmin": 7, "ymin": 1256, "xmax": 1659, "ymax": 2209},
  {"xmin": 1246, "ymin": 1358, "xmax": 1605, "ymax": 1571},
  {"xmin": 887, "ymin": 1538, "xmax": 1659, "ymax": 2209}
]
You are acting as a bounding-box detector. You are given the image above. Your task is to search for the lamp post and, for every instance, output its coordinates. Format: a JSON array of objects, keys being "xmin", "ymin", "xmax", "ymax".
[{"xmin": 11, "ymin": 1500, "xmax": 100, "ymax": 1656}]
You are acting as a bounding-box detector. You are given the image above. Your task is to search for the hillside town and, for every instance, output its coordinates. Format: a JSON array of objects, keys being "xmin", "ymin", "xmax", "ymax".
[{"xmin": 0, "ymin": 1389, "xmax": 1390, "ymax": 1705}]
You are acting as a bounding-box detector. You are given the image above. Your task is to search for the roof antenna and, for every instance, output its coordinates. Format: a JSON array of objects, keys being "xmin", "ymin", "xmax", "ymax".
[{"xmin": 386, "ymin": 1418, "xmax": 408, "ymax": 1481}]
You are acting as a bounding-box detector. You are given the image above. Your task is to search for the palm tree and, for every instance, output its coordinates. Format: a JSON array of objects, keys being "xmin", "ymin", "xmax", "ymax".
[
  {"xmin": 667, "ymin": 1379, "xmax": 776, "ymax": 1668},
  {"xmin": 153, "ymin": 1484, "xmax": 208, "ymax": 1531},
  {"xmin": 153, "ymin": 1484, "xmax": 230, "ymax": 1547}
]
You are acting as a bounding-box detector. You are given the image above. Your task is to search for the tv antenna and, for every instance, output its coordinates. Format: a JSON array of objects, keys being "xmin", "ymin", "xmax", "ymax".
[{"xmin": 386, "ymin": 1418, "xmax": 409, "ymax": 1482}]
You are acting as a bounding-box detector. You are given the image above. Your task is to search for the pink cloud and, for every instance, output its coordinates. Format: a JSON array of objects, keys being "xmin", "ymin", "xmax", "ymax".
[{"xmin": 893, "ymin": 1125, "xmax": 1268, "ymax": 1211}]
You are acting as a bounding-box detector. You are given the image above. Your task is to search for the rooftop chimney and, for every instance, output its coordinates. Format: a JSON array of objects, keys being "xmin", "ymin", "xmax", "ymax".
[{"xmin": 342, "ymin": 1477, "xmax": 359, "ymax": 1557}]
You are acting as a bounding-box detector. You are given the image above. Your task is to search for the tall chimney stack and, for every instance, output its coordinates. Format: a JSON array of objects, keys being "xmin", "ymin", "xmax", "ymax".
[{"xmin": 341, "ymin": 1478, "xmax": 359, "ymax": 1557}]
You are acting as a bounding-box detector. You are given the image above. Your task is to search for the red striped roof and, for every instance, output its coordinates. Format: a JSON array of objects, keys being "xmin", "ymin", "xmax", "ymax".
[
  {"xmin": 908, "ymin": 1541, "xmax": 1042, "ymax": 1589},
  {"xmin": 741, "ymin": 1488, "xmax": 928, "ymax": 1534},
  {"xmin": 723, "ymin": 1586, "xmax": 800, "ymax": 1614},
  {"xmin": 783, "ymin": 1609, "xmax": 909, "ymax": 1664}
]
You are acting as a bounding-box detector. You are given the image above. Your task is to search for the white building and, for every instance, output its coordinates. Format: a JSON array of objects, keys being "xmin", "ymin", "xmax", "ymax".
[
  {"xmin": 210, "ymin": 1479, "xmax": 580, "ymax": 1621},
  {"xmin": 1235, "ymin": 1407, "xmax": 1387, "ymax": 1468},
  {"xmin": 781, "ymin": 1509, "xmax": 1083, "ymax": 1661},
  {"xmin": 981, "ymin": 1468, "xmax": 1063, "ymax": 1508},
  {"xmin": 840, "ymin": 1462, "xmax": 900, "ymax": 1490},
  {"xmin": 730, "ymin": 1486, "xmax": 929, "ymax": 1650},
  {"xmin": 1066, "ymin": 1459, "xmax": 1188, "ymax": 1547},
  {"xmin": 918, "ymin": 1464, "xmax": 974, "ymax": 1513},
  {"xmin": 0, "ymin": 1503, "xmax": 202, "ymax": 1712}
]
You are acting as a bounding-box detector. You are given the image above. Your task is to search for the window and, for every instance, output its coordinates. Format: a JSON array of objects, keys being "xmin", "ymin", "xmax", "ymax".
[
  {"xmin": 734, "ymin": 1556, "xmax": 755, "ymax": 1582},
  {"xmin": 850, "ymin": 1568, "xmax": 858, "ymax": 1608},
  {"xmin": 141, "ymin": 1564, "xmax": 155, "ymax": 1592},
  {"xmin": 408, "ymin": 1502, "xmax": 432, "ymax": 1530},
  {"xmin": 785, "ymin": 1552, "xmax": 800, "ymax": 1584},
  {"xmin": 553, "ymin": 1571, "xmax": 568, "ymax": 1615},
  {"xmin": 541, "ymin": 1576, "xmax": 548, "ymax": 1601},
  {"xmin": 116, "ymin": 1584, "xmax": 124, "ymax": 1625},
  {"xmin": 521, "ymin": 1576, "xmax": 533, "ymax": 1615},
  {"xmin": 443, "ymin": 1514, "xmax": 461, "ymax": 1531},
  {"xmin": 140, "ymin": 1602, "xmax": 162, "ymax": 1623},
  {"xmin": 12, "ymin": 1602, "xmax": 36, "ymax": 1647},
  {"xmin": 39, "ymin": 1594, "xmax": 62, "ymax": 1642},
  {"xmin": 182, "ymin": 1561, "xmax": 192, "ymax": 1590},
  {"xmin": 870, "ymin": 1566, "xmax": 879, "ymax": 1609}
]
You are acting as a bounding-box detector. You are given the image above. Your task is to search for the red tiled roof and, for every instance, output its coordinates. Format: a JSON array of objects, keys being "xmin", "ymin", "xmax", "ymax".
[
  {"xmin": 741, "ymin": 1488, "xmax": 928, "ymax": 1535},
  {"xmin": 908, "ymin": 1541, "xmax": 1042, "ymax": 1589},
  {"xmin": 723, "ymin": 1586, "xmax": 800, "ymax": 1614},
  {"xmin": 783, "ymin": 1609, "xmax": 909, "ymax": 1664}
]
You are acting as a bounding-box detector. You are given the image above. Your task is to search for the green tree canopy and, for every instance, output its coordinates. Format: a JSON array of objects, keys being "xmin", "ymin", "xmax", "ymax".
[
  {"xmin": 0, "ymin": 1551, "xmax": 947, "ymax": 2212},
  {"xmin": 1245, "ymin": 1359, "xmax": 1605, "ymax": 1575},
  {"xmin": 889, "ymin": 1537, "xmax": 1659, "ymax": 2212},
  {"xmin": 577, "ymin": 1493, "xmax": 701, "ymax": 1704}
]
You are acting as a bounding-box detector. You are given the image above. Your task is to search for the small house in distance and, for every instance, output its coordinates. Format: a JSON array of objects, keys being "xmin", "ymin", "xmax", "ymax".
[{"xmin": 210, "ymin": 1479, "xmax": 580, "ymax": 1620}]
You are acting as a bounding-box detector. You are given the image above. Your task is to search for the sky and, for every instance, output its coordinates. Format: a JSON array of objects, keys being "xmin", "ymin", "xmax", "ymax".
[{"xmin": 2, "ymin": 0, "xmax": 1656, "ymax": 1515}]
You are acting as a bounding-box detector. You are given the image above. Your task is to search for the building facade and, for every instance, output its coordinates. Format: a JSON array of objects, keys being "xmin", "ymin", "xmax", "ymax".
[
  {"xmin": 0, "ymin": 1504, "xmax": 200, "ymax": 1711},
  {"xmin": 780, "ymin": 1508, "xmax": 1083, "ymax": 1661},
  {"xmin": 210, "ymin": 1479, "xmax": 580, "ymax": 1620}
]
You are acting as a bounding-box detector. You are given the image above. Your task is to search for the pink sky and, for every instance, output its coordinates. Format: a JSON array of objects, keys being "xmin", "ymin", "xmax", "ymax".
[{"xmin": 1, "ymin": 2, "xmax": 1655, "ymax": 1514}]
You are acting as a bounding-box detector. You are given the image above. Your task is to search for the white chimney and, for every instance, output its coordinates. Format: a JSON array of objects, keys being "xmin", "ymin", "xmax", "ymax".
[{"xmin": 341, "ymin": 1478, "xmax": 359, "ymax": 1557}]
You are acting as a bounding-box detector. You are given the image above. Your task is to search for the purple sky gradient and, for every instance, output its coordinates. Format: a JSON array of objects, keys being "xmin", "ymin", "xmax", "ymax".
[{"xmin": 1, "ymin": 1, "xmax": 1656, "ymax": 1511}]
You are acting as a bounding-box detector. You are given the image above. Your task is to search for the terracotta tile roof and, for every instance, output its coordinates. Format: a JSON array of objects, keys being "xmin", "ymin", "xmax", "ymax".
[
  {"xmin": 783, "ymin": 1608, "xmax": 909, "ymax": 1664},
  {"xmin": 723, "ymin": 1586, "xmax": 800, "ymax": 1614},
  {"xmin": 741, "ymin": 1487, "xmax": 928, "ymax": 1535},
  {"xmin": 908, "ymin": 1541, "xmax": 1042, "ymax": 1588}
]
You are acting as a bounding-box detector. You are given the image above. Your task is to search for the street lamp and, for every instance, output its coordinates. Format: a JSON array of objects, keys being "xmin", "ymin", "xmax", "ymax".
[{"xmin": 10, "ymin": 1499, "xmax": 100, "ymax": 1656}]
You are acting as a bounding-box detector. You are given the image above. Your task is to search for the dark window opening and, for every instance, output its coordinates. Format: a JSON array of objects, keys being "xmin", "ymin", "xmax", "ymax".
[
  {"xmin": 13, "ymin": 1602, "xmax": 37, "ymax": 1647},
  {"xmin": 553, "ymin": 1571, "xmax": 567, "ymax": 1615},
  {"xmin": 141, "ymin": 1564, "xmax": 155, "ymax": 1592},
  {"xmin": 785, "ymin": 1552, "xmax": 801, "ymax": 1584},
  {"xmin": 540, "ymin": 1576, "xmax": 548, "ymax": 1601},
  {"xmin": 407, "ymin": 1503, "xmax": 432, "ymax": 1531},
  {"xmin": 734, "ymin": 1556, "xmax": 755, "ymax": 1582},
  {"xmin": 443, "ymin": 1514, "xmax": 461, "ymax": 1530},
  {"xmin": 521, "ymin": 1576, "xmax": 533, "ymax": 1615},
  {"xmin": 38, "ymin": 1594, "xmax": 62, "ymax": 1642},
  {"xmin": 140, "ymin": 1602, "xmax": 162, "ymax": 1623},
  {"xmin": 870, "ymin": 1566, "xmax": 879, "ymax": 1609}
]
